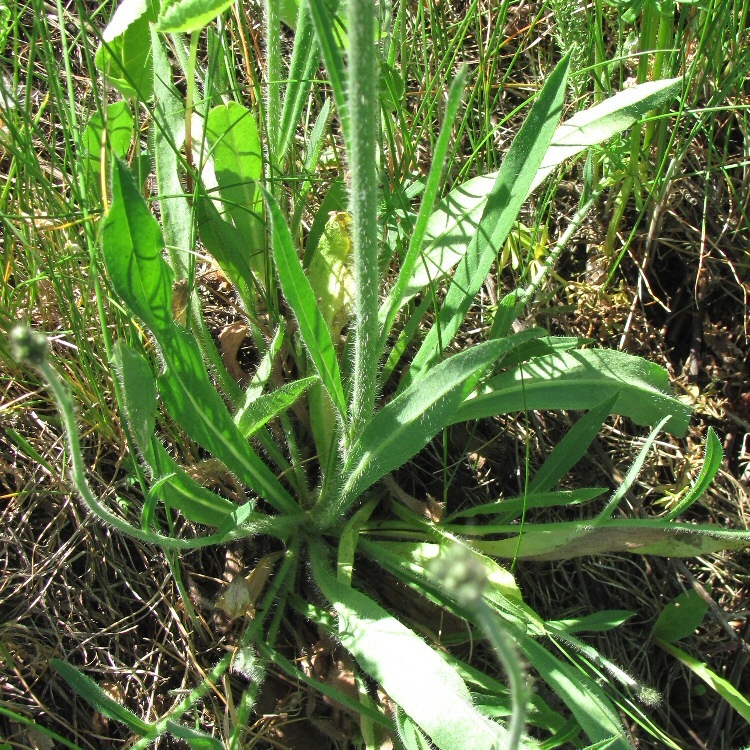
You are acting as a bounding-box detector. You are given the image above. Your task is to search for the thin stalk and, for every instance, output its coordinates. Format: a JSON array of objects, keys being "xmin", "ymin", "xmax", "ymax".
[
  {"xmin": 474, "ymin": 601, "xmax": 530, "ymax": 749},
  {"xmin": 10, "ymin": 327, "xmax": 302, "ymax": 549},
  {"xmin": 185, "ymin": 31, "xmax": 200, "ymax": 194},
  {"xmin": 348, "ymin": 0, "xmax": 380, "ymax": 442},
  {"xmin": 131, "ymin": 543, "xmax": 299, "ymax": 749},
  {"xmin": 228, "ymin": 540, "xmax": 300, "ymax": 750}
]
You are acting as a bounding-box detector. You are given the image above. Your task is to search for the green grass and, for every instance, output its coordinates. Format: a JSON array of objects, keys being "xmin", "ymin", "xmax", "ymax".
[{"xmin": 2, "ymin": 0, "xmax": 750, "ymax": 748}]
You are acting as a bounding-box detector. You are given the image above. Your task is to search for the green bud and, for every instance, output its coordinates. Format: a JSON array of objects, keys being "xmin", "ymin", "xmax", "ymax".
[
  {"xmin": 429, "ymin": 544, "xmax": 489, "ymax": 609},
  {"xmin": 9, "ymin": 325, "xmax": 49, "ymax": 367}
]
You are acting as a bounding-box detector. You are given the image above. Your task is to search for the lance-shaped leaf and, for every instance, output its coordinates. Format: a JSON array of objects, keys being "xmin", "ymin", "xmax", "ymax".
[
  {"xmin": 452, "ymin": 349, "xmax": 692, "ymax": 437},
  {"xmin": 234, "ymin": 376, "xmax": 318, "ymax": 438},
  {"xmin": 333, "ymin": 330, "xmax": 546, "ymax": 521},
  {"xmin": 103, "ymin": 158, "xmax": 297, "ymax": 515},
  {"xmin": 664, "ymin": 427, "xmax": 722, "ymax": 519},
  {"xmin": 401, "ymin": 78, "xmax": 682, "ymax": 313},
  {"xmin": 404, "ymin": 55, "xmax": 570, "ymax": 386},
  {"xmin": 309, "ymin": 542, "xmax": 516, "ymax": 750},
  {"xmin": 470, "ymin": 519, "xmax": 750, "ymax": 560},
  {"xmin": 264, "ymin": 188, "xmax": 348, "ymax": 422},
  {"xmin": 51, "ymin": 660, "xmax": 154, "ymax": 736},
  {"xmin": 151, "ymin": 26, "xmax": 192, "ymax": 278}
]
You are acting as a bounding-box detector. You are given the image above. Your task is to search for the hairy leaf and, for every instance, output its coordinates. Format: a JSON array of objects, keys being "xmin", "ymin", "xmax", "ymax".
[
  {"xmin": 309, "ymin": 542, "xmax": 514, "ymax": 750},
  {"xmin": 454, "ymin": 349, "xmax": 692, "ymax": 436}
]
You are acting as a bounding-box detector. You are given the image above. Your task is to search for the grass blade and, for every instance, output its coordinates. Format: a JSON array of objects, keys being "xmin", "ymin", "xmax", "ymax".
[{"xmin": 528, "ymin": 394, "xmax": 619, "ymax": 494}]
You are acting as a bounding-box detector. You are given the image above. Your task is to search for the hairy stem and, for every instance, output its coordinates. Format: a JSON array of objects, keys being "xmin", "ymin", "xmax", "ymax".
[{"xmin": 348, "ymin": 0, "xmax": 380, "ymax": 442}]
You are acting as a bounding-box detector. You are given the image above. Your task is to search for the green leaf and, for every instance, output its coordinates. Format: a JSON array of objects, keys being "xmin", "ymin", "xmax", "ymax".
[
  {"xmin": 204, "ymin": 102, "xmax": 265, "ymax": 280},
  {"xmin": 595, "ymin": 416, "xmax": 671, "ymax": 523},
  {"xmin": 303, "ymin": 179, "xmax": 348, "ymax": 266},
  {"xmin": 103, "ymin": 158, "xmax": 297, "ymax": 515},
  {"xmin": 195, "ymin": 195, "xmax": 257, "ymax": 308},
  {"xmin": 307, "ymin": 211, "xmax": 354, "ymax": 339},
  {"xmin": 445, "ymin": 488, "xmax": 606, "ymax": 522},
  {"xmin": 278, "ymin": 0, "xmax": 320, "ymax": 160},
  {"xmin": 0, "ymin": 2, "xmax": 11, "ymax": 57},
  {"xmin": 402, "ymin": 79, "xmax": 682, "ymax": 315},
  {"xmin": 150, "ymin": 442, "xmax": 238, "ymax": 526},
  {"xmin": 492, "ymin": 335, "xmax": 591, "ymax": 371},
  {"xmin": 378, "ymin": 540, "xmax": 525, "ymax": 607},
  {"xmin": 652, "ymin": 590, "xmax": 708, "ymax": 643},
  {"xmin": 378, "ymin": 65, "xmax": 468, "ymax": 346},
  {"xmin": 471, "ymin": 519, "xmax": 750, "ymax": 560},
  {"xmin": 111, "ymin": 341, "xmax": 238, "ymax": 526},
  {"xmin": 153, "ymin": 327, "xmax": 297, "ymax": 512},
  {"xmin": 51, "ymin": 659, "xmax": 154, "ymax": 736},
  {"xmin": 103, "ymin": 156, "xmax": 174, "ymax": 334},
  {"xmin": 550, "ymin": 611, "xmax": 635, "ymax": 634},
  {"xmin": 234, "ymin": 376, "xmax": 318, "ymax": 438},
  {"xmin": 657, "ymin": 639, "xmax": 750, "ymax": 725},
  {"xmin": 453, "ymin": 349, "xmax": 692, "ymax": 437},
  {"xmin": 404, "ymin": 54, "xmax": 571, "ymax": 385},
  {"xmin": 529, "ymin": 394, "xmax": 618, "ymax": 494},
  {"xmin": 82, "ymin": 101, "xmax": 133, "ymax": 184},
  {"xmin": 111, "ymin": 341, "xmax": 157, "ymax": 451},
  {"xmin": 264, "ymin": 188, "xmax": 347, "ymax": 422},
  {"xmin": 518, "ymin": 639, "xmax": 629, "ymax": 749},
  {"xmin": 395, "ymin": 708, "xmax": 433, "ymax": 750},
  {"xmin": 103, "ymin": 0, "xmax": 153, "ymax": 40},
  {"xmin": 166, "ymin": 722, "xmax": 224, "ymax": 749},
  {"xmin": 336, "ymin": 330, "xmax": 546, "ymax": 520},
  {"xmin": 157, "ymin": 0, "xmax": 236, "ymax": 33},
  {"xmin": 664, "ymin": 427, "xmax": 723, "ymax": 519},
  {"xmin": 533, "ymin": 77, "xmax": 682, "ymax": 189},
  {"xmin": 307, "ymin": 0, "xmax": 350, "ymax": 149},
  {"xmin": 151, "ymin": 25, "xmax": 192, "ymax": 278},
  {"xmin": 309, "ymin": 542, "xmax": 514, "ymax": 750},
  {"xmin": 97, "ymin": 0, "xmax": 157, "ymax": 100}
]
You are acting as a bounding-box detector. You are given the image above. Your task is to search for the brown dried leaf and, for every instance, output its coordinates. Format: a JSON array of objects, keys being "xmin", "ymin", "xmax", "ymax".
[
  {"xmin": 219, "ymin": 321, "xmax": 249, "ymax": 385},
  {"xmin": 216, "ymin": 575, "xmax": 256, "ymax": 620}
]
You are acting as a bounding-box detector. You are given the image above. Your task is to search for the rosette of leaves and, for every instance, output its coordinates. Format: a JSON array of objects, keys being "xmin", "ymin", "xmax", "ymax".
[{"xmin": 12, "ymin": 0, "xmax": 750, "ymax": 747}]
